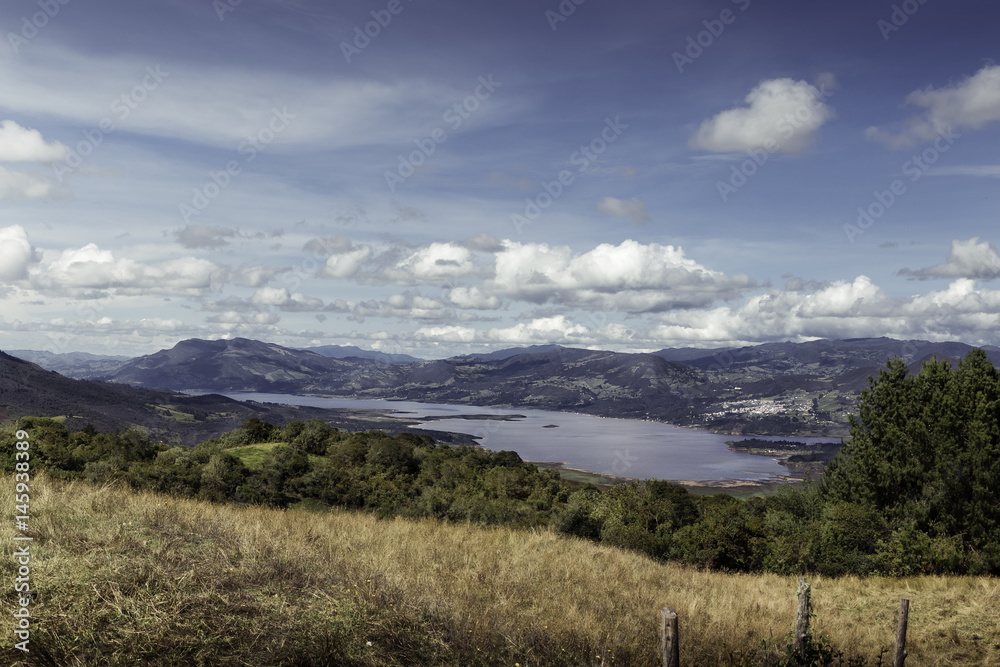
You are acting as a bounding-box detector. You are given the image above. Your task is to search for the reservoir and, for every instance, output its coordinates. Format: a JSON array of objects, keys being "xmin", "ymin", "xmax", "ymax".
[{"xmin": 223, "ymin": 393, "xmax": 838, "ymax": 483}]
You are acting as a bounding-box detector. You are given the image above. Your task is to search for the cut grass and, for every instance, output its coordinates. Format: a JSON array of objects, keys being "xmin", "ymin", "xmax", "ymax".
[{"xmin": 1, "ymin": 473, "xmax": 998, "ymax": 666}]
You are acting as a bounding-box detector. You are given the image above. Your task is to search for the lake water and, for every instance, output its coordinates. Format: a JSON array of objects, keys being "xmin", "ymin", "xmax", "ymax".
[{"xmin": 223, "ymin": 393, "xmax": 839, "ymax": 483}]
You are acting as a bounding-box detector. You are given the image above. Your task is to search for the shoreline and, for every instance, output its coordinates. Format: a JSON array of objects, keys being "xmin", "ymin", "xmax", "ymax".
[{"xmin": 223, "ymin": 392, "xmax": 836, "ymax": 488}]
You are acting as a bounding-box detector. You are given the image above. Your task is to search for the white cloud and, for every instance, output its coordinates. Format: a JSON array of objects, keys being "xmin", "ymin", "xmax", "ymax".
[
  {"xmin": 596, "ymin": 197, "xmax": 651, "ymax": 225},
  {"xmin": 867, "ymin": 65, "xmax": 1000, "ymax": 149},
  {"xmin": 447, "ymin": 286, "xmax": 501, "ymax": 310},
  {"xmin": 0, "ymin": 121, "xmax": 68, "ymax": 162},
  {"xmin": 323, "ymin": 246, "xmax": 372, "ymax": 279},
  {"xmin": 207, "ymin": 311, "xmax": 282, "ymax": 326},
  {"xmin": 387, "ymin": 243, "xmax": 476, "ymax": 285},
  {"xmin": 0, "ymin": 166, "xmax": 58, "ymax": 200},
  {"xmin": 412, "ymin": 325, "xmax": 477, "ymax": 343},
  {"xmin": 0, "ymin": 225, "xmax": 41, "ymax": 281},
  {"xmin": 690, "ymin": 78, "xmax": 835, "ymax": 154},
  {"xmin": 30, "ymin": 243, "xmax": 221, "ymax": 296},
  {"xmin": 485, "ymin": 316, "xmax": 590, "ymax": 344},
  {"xmin": 327, "ymin": 292, "xmax": 454, "ymax": 323},
  {"xmin": 647, "ymin": 276, "xmax": 1000, "ymax": 346},
  {"xmin": 475, "ymin": 240, "xmax": 755, "ymax": 312},
  {"xmin": 413, "ymin": 316, "xmax": 592, "ymax": 346},
  {"xmin": 251, "ymin": 287, "xmax": 324, "ymax": 311},
  {"xmin": 0, "ymin": 122, "xmax": 67, "ymax": 199},
  {"xmin": 898, "ymin": 238, "xmax": 1000, "ymax": 280}
]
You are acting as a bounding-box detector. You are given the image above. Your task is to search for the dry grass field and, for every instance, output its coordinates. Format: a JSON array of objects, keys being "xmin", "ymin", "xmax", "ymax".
[{"xmin": 1, "ymin": 473, "xmax": 998, "ymax": 666}]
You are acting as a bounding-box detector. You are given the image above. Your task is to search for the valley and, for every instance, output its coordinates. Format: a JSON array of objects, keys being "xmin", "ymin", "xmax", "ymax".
[{"xmin": 17, "ymin": 336, "xmax": 998, "ymax": 440}]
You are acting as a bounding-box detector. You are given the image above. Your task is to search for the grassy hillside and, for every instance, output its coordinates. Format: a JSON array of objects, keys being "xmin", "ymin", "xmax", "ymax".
[{"xmin": 2, "ymin": 474, "xmax": 998, "ymax": 666}]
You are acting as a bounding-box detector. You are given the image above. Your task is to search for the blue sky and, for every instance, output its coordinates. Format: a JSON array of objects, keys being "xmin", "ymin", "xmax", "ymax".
[{"xmin": 1, "ymin": 0, "xmax": 999, "ymax": 358}]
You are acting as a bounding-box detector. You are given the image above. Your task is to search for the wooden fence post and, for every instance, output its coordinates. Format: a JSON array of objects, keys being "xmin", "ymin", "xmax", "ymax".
[
  {"xmin": 794, "ymin": 577, "xmax": 811, "ymax": 658},
  {"xmin": 660, "ymin": 607, "xmax": 679, "ymax": 667},
  {"xmin": 894, "ymin": 598, "xmax": 910, "ymax": 667}
]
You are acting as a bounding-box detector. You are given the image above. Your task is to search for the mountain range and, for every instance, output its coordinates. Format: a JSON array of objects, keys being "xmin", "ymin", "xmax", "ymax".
[
  {"xmin": 0, "ymin": 349, "xmax": 471, "ymax": 446},
  {"xmin": 12, "ymin": 336, "xmax": 995, "ymax": 437}
]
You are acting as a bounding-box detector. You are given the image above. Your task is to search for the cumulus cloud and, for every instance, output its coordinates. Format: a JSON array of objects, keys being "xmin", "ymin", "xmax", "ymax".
[
  {"xmin": 485, "ymin": 316, "xmax": 591, "ymax": 344},
  {"xmin": 596, "ymin": 196, "xmax": 651, "ymax": 225},
  {"xmin": 0, "ymin": 225, "xmax": 41, "ymax": 281},
  {"xmin": 461, "ymin": 240, "xmax": 755, "ymax": 313},
  {"xmin": 447, "ymin": 286, "xmax": 501, "ymax": 310},
  {"xmin": 690, "ymin": 77, "xmax": 835, "ymax": 154},
  {"xmin": 898, "ymin": 238, "xmax": 1000, "ymax": 280},
  {"xmin": 0, "ymin": 121, "xmax": 68, "ymax": 162},
  {"xmin": 413, "ymin": 316, "xmax": 593, "ymax": 346},
  {"xmin": 251, "ymin": 287, "xmax": 324, "ymax": 311},
  {"xmin": 227, "ymin": 264, "xmax": 283, "ymax": 288},
  {"xmin": 0, "ymin": 122, "xmax": 66, "ymax": 200},
  {"xmin": 323, "ymin": 245, "xmax": 373, "ymax": 279},
  {"xmin": 206, "ymin": 311, "xmax": 281, "ymax": 326},
  {"xmin": 30, "ymin": 243, "xmax": 221, "ymax": 296},
  {"xmin": 327, "ymin": 291, "xmax": 454, "ymax": 323},
  {"xmin": 867, "ymin": 64, "xmax": 1000, "ymax": 149},
  {"xmin": 0, "ymin": 166, "xmax": 58, "ymax": 200},
  {"xmin": 386, "ymin": 243, "xmax": 476, "ymax": 285},
  {"xmin": 646, "ymin": 276, "xmax": 1000, "ymax": 346},
  {"xmin": 314, "ymin": 239, "xmax": 491, "ymax": 286}
]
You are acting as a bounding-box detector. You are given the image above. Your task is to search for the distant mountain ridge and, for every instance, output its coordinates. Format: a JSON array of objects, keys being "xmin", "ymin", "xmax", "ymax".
[
  {"xmin": 109, "ymin": 338, "xmax": 362, "ymax": 392},
  {"xmin": 106, "ymin": 338, "xmax": 706, "ymax": 422},
  {"xmin": 15, "ymin": 336, "xmax": 1000, "ymax": 437},
  {"xmin": 9, "ymin": 349, "xmax": 132, "ymax": 379},
  {"xmin": 0, "ymin": 349, "xmax": 302, "ymax": 444},
  {"xmin": 0, "ymin": 349, "xmax": 472, "ymax": 446}
]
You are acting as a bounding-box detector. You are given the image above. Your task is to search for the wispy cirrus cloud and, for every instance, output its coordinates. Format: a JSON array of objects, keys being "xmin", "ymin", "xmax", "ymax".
[{"xmin": 596, "ymin": 196, "xmax": 651, "ymax": 225}]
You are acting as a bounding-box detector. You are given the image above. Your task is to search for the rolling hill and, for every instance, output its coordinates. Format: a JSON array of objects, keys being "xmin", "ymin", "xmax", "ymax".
[{"xmin": 0, "ymin": 349, "xmax": 468, "ymax": 446}]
